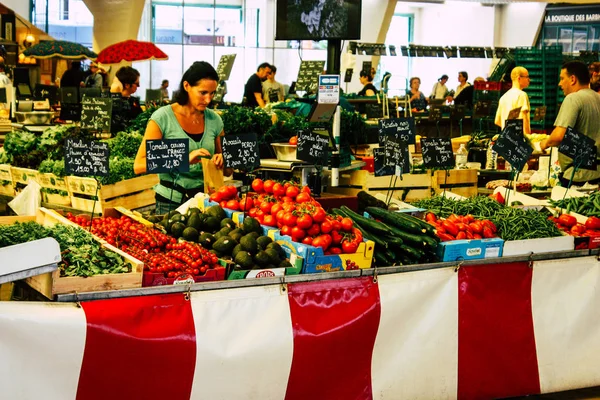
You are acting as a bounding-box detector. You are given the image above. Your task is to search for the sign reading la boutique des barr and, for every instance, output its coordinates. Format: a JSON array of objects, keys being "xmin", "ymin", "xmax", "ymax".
[{"xmin": 545, "ymin": 5, "xmax": 600, "ymax": 24}]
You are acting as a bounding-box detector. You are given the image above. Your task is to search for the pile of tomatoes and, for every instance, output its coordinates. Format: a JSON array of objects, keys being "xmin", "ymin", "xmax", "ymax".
[
  {"xmin": 65, "ymin": 213, "xmax": 219, "ymax": 278},
  {"xmin": 550, "ymin": 214, "xmax": 600, "ymax": 237},
  {"xmin": 425, "ymin": 213, "xmax": 497, "ymax": 242},
  {"xmin": 208, "ymin": 185, "xmax": 240, "ymax": 210}
]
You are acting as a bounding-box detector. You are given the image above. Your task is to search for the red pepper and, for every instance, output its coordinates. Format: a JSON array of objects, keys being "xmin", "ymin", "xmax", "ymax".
[
  {"xmin": 456, "ymin": 231, "xmax": 467, "ymax": 240},
  {"xmin": 469, "ymin": 221, "xmax": 483, "ymax": 234},
  {"xmin": 585, "ymin": 216, "xmax": 600, "ymax": 230},
  {"xmin": 558, "ymin": 214, "xmax": 577, "ymax": 228},
  {"xmin": 482, "ymin": 226, "xmax": 495, "ymax": 238},
  {"xmin": 570, "ymin": 223, "xmax": 587, "ymax": 236},
  {"xmin": 442, "ymin": 220, "xmax": 459, "ymax": 236},
  {"xmin": 489, "ymin": 192, "xmax": 505, "ymax": 204},
  {"xmin": 425, "ymin": 212, "xmax": 437, "ymax": 223},
  {"xmin": 437, "ymin": 233, "xmax": 455, "ymax": 242}
]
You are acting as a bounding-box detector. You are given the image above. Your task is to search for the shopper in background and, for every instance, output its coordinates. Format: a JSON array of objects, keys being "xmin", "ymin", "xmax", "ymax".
[
  {"xmin": 110, "ymin": 76, "xmax": 123, "ymax": 93},
  {"xmin": 262, "ymin": 65, "xmax": 285, "ymax": 104},
  {"xmin": 134, "ymin": 61, "xmax": 232, "ymax": 213},
  {"xmin": 540, "ymin": 61, "xmax": 600, "ymax": 186},
  {"xmin": 160, "ymin": 79, "xmax": 170, "ymax": 101},
  {"xmin": 447, "ymin": 71, "xmax": 471, "ymax": 104},
  {"xmin": 243, "ymin": 62, "xmax": 272, "ymax": 108},
  {"xmin": 407, "ymin": 76, "xmax": 428, "ymax": 111},
  {"xmin": 82, "ymin": 62, "xmax": 103, "ymax": 89},
  {"xmin": 357, "ymin": 70, "xmax": 377, "ymax": 96},
  {"xmin": 494, "ymin": 66, "xmax": 531, "ymax": 134},
  {"xmin": 430, "ymin": 74, "xmax": 449, "ymax": 100},
  {"xmin": 110, "ymin": 66, "xmax": 142, "ymax": 133},
  {"xmin": 589, "ymin": 62, "xmax": 600, "ymax": 93},
  {"xmin": 60, "ymin": 61, "xmax": 85, "ymax": 88}
]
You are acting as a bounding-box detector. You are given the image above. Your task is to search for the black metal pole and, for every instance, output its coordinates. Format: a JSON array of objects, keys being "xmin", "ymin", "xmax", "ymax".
[{"xmin": 326, "ymin": 39, "xmax": 341, "ymax": 75}]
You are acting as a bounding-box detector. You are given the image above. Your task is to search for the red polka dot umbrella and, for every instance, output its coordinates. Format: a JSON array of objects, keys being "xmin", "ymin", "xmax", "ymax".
[{"xmin": 96, "ymin": 40, "xmax": 169, "ymax": 64}]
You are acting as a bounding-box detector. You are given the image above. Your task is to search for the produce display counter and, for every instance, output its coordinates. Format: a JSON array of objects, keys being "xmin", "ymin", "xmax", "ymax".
[{"xmin": 2, "ymin": 250, "xmax": 600, "ymax": 399}]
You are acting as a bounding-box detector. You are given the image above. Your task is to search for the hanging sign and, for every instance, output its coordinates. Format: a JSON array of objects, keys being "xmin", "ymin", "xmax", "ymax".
[
  {"xmin": 146, "ymin": 139, "xmax": 190, "ymax": 173},
  {"xmin": 421, "ymin": 137, "xmax": 454, "ymax": 169},
  {"xmin": 64, "ymin": 139, "xmax": 110, "ymax": 177},
  {"xmin": 559, "ymin": 127, "xmax": 597, "ymax": 170},
  {"xmin": 222, "ymin": 133, "xmax": 260, "ymax": 171}
]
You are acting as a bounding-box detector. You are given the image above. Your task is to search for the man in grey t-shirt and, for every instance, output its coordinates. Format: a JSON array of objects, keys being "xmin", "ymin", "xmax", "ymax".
[
  {"xmin": 262, "ymin": 65, "xmax": 285, "ymax": 104},
  {"xmin": 541, "ymin": 61, "xmax": 600, "ymax": 185}
]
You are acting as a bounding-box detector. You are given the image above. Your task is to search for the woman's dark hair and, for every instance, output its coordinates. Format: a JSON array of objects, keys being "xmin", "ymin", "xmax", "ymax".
[
  {"xmin": 439, "ymin": 74, "xmax": 448, "ymax": 81},
  {"xmin": 459, "ymin": 71, "xmax": 468, "ymax": 80},
  {"xmin": 563, "ymin": 61, "xmax": 590, "ymax": 85},
  {"xmin": 410, "ymin": 76, "xmax": 421, "ymax": 86},
  {"xmin": 174, "ymin": 61, "xmax": 219, "ymax": 105},
  {"xmin": 116, "ymin": 66, "xmax": 140, "ymax": 85},
  {"xmin": 360, "ymin": 69, "xmax": 373, "ymax": 82}
]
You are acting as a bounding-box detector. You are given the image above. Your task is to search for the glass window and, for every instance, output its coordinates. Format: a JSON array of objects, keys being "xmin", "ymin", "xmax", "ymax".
[
  {"xmin": 33, "ymin": 0, "xmax": 94, "ymax": 46},
  {"xmin": 543, "ymin": 26, "xmax": 558, "ymax": 47},
  {"xmin": 590, "ymin": 25, "xmax": 600, "ymax": 52},
  {"xmin": 380, "ymin": 13, "xmax": 412, "ymax": 95},
  {"xmin": 559, "ymin": 27, "xmax": 573, "ymax": 53},
  {"xmin": 573, "ymin": 26, "xmax": 588, "ymax": 53}
]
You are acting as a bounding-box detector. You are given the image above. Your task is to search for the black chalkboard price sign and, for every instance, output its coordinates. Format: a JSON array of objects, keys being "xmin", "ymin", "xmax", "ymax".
[
  {"xmin": 384, "ymin": 137, "xmax": 411, "ymax": 176},
  {"xmin": 297, "ymin": 129, "xmax": 329, "ymax": 165},
  {"xmin": 559, "ymin": 127, "xmax": 597, "ymax": 171},
  {"xmin": 215, "ymin": 54, "xmax": 236, "ymax": 82},
  {"xmin": 222, "ymin": 133, "xmax": 260, "ymax": 171},
  {"xmin": 64, "ymin": 139, "xmax": 110, "ymax": 177},
  {"xmin": 492, "ymin": 120, "xmax": 532, "ymax": 172},
  {"xmin": 378, "ymin": 117, "xmax": 416, "ymax": 145},
  {"xmin": 421, "ymin": 137, "xmax": 454, "ymax": 168},
  {"xmin": 146, "ymin": 139, "xmax": 190, "ymax": 173},
  {"xmin": 373, "ymin": 148, "xmax": 394, "ymax": 177},
  {"xmin": 80, "ymin": 97, "xmax": 113, "ymax": 132}
]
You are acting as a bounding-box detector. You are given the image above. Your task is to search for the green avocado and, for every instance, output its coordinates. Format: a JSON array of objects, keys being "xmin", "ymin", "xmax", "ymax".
[
  {"xmin": 253, "ymin": 250, "xmax": 270, "ymax": 266},
  {"xmin": 234, "ymin": 251, "xmax": 254, "ymax": 269},
  {"xmin": 243, "ymin": 217, "xmax": 262, "ymax": 235},
  {"xmin": 220, "ymin": 218, "xmax": 236, "ymax": 230},
  {"xmin": 170, "ymin": 222, "xmax": 186, "ymax": 239},
  {"xmin": 212, "ymin": 236, "xmax": 237, "ymax": 255},
  {"xmin": 205, "ymin": 205, "xmax": 226, "ymax": 221},
  {"xmin": 182, "ymin": 227, "xmax": 199, "ymax": 242},
  {"xmin": 240, "ymin": 235, "xmax": 258, "ymax": 254}
]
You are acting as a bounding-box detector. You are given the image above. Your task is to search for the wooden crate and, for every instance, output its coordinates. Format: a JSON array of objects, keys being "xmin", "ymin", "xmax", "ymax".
[
  {"xmin": 38, "ymin": 172, "xmax": 71, "ymax": 206},
  {"xmin": 0, "ymin": 164, "xmax": 14, "ymax": 196},
  {"xmin": 327, "ymin": 169, "xmax": 432, "ymax": 202},
  {"xmin": 10, "ymin": 167, "xmax": 39, "ymax": 187},
  {"xmin": 432, "ymin": 169, "xmax": 478, "ymax": 198},
  {"xmin": 68, "ymin": 174, "xmax": 159, "ymax": 213}
]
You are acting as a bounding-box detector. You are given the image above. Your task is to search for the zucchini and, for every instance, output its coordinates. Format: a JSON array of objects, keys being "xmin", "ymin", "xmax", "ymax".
[
  {"xmin": 357, "ymin": 190, "xmax": 388, "ymax": 211},
  {"xmin": 386, "ymin": 225, "xmax": 428, "ymax": 248},
  {"xmin": 400, "ymin": 244, "xmax": 424, "ymax": 261},
  {"xmin": 374, "ymin": 251, "xmax": 393, "ymax": 267},
  {"xmin": 339, "ymin": 206, "xmax": 393, "ymax": 236},
  {"xmin": 366, "ymin": 207, "xmax": 425, "ymax": 235},
  {"xmin": 397, "ymin": 212, "xmax": 438, "ymax": 238}
]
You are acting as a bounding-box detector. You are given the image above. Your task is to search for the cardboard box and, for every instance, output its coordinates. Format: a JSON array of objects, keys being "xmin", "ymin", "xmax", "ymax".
[
  {"xmin": 436, "ymin": 237, "xmax": 504, "ymax": 262},
  {"xmin": 142, "ymin": 266, "xmax": 226, "ymax": 287},
  {"xmin": 225, "ymin": 252, "xmax": 303, "ymax": 280},
  {"xmin": 502, "ymin": 235, "xmax": 574, "ymax": 257}
]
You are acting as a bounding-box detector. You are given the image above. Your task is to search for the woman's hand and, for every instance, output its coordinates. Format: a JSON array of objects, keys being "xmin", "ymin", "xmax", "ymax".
[
  {"xmin": 212, "ymin": 153, "xmax": 224, "ymax": 169},
  {"xmin": 189, "ymin": 148, "xmax": 211, "ymax": 164}
]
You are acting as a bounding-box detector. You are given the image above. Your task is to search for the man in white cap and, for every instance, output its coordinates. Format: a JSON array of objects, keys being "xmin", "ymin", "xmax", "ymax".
[{"xmin": 82, "ymin": 62, "xmax": 103, "ymax": 89}]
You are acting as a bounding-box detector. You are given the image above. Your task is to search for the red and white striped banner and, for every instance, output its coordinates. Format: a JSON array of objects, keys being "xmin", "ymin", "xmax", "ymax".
[{"xmin": 2, "ymin": 256, "xmax": 600, "ymax": 399}]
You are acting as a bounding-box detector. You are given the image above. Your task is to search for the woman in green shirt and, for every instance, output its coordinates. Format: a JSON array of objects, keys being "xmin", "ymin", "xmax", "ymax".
[{"xmin": 134, "ymin": 61, "xmax": 231, "ymax": 214}]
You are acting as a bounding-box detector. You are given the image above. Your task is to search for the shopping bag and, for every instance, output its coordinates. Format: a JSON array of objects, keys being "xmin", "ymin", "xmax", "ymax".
[{"xmin": 201, "ymin": 157, "xmax": 224, "ymax": 194}]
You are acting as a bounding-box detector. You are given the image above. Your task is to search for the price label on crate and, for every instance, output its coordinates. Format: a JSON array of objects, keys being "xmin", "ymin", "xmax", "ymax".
[
  {"xmin": 373, "ymin": 148, "xmax": 395, "ymax": 177},
  {"xmin": 222, "ymin": 133, "xmax": 260, "ymax": 171},
  {"xmin": 146, "ymin": 139, "xmax": 190, "ymax": 173},
  {"xmin": 559, "ymin": 127, "xmax": 597, "ymax": 171},
  {"xmin": 80, "ymin": 97, "xmax": 113, "ymax": 133},
  {"xmin": 384, "ymin": 136, "xmax": 410, "ymax": 176},
  {"xmin": 492, "ymin": 120, "xmax": 532, "ymax": 172},
  {"xmin": 297, "ymin": 128, "xmax": 329, "ymax": 165},
  {"xmin": 421, "ymin": 137, "xmax": 454, "ymax": 168},
  {"xmin": 378, "ymin": 117, "xmax": 416, "ymax": 145},
  {"xmin": 65, "ymin": 139, "xmax": 110, "ymax": 177}
]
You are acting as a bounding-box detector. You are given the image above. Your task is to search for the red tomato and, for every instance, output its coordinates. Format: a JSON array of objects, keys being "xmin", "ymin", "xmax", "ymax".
[
  {"xmin": 456, "ymin": 231, "xmax": 467, "ymax": 240},
  {"xmin": 320, "ymin": 220, "xmax": 333, "ymax": 234},
  {"xmin": 289, "ymin": 136, "xmax": 298, "ymax": 146},
  {"xmin": 558, "ymin": 214, "xmax": 577, "ymax": 228},
  {"xmin": 341, "ymin": 240, "xmax": 358, "ymax": 253},
  {"xmin": 340, "ymin": 217, "xmax": 353, "ymax": 232},
  {"xmin": 291, "ymin": 226, "xmax": 306, "ymax": 241},
  {"xmin": 260, "ymin": 201, "xmax": 274, "ymax": 214},
  {"xmin": 482, "ymin": 226, "xmax": 494, "ymax": 238},
  {"xmin": 331, "ymin": 220, "xmax": 342, "ymax": 232},
  {"xmin": 226, "ymin": 185, "xmax": 237, "ymax": 199},
  {"xmin": 238, "ymin": 198, "xmax": 252, "ymax": 211},
  {"xmin": 209, "ymin": 192, "xmax": 222, "ymax": 203},
  {"xmin": 285, "ymin": 185, "xmax": 300, "ymax": 199},
  {"xmin": 296, "ymin": 214, "xmax": 313, "ymax": 229},
  {"xmin": 442, "ymin": 220, "xmax": 459, "ymax": 236},
  {"xmin": 321, "ymin": 233, "xmax": 332, "ymax": 248},
  {"xmin": 263, "ymin": 180, "xmax": 275, "ymax": 194},
  {"xmin": 272, "ymin": 182, "xmax": 286, "ymax": 197},
  {"xmin": 225, "ymin": 199, "xmax": 239, "ymax": 210},
  {"xmin": 271, "ymin": 203, "xmax": 283, "ymax": 216},
  {"xmin": 251, "ymin": 179, "xmax": 264, "ymax": 193},
  {"xmin": 311, "ymin": 236, "xmax": 329, "ymax": 250},
  {"xmin": 329, "ymin": 246, "xmax": 342, "ymax": 255},
  {"xmin": 282, "ymin": 212, "xmax": 297, "ymax": 227},
  {"xmin": 275, "ymin": 209, "xmax": 286, "ymax": 222},
  {"xmin": 218, "ymin": 186, "xmax": 231, "ymax": 200},
  {"xmin": 248, "ymin": 207, "xmax": 258, "ymax": 218},
  {"xmin": 307, "ymin": 223, "xmax": 321, "ymax": 237},
  {"xmin": 312, "ymin": 207, "xmax": 326, "ymax": 223},
  {"xmin": 263, "ymin": 215, "xmax": 276, "ymax": 227},
  {"xmin": 425, "ymin": 213, "xmax": 437, "ymax": 223},
  {"xmin": 255, "ymin": 209, "xmax": 265, "ymax": 220},
  {"xmin": 302, "ymin": 236, "xmax": 313, "ymax": 245},
  {"xmin": 469, "ymin": 221, "xmax": 483, "ymax": 234},
  {"xmin": 437, "ymin": 233, "xmax": 455, "ymax": 242},
  {"xmin": 301, "ymin": 186, "xmax": 311, "ymax": 195},
  {"xmin": 296, "ymin": 192, "xmax": 311, "ymax": 204},
  {"xmin": 281, "ymin": 225, "xmax": 292, "ymax": 236},
  {"xmin": 219, "ymin": 200, "xmax": 228, "ymax": 209}
]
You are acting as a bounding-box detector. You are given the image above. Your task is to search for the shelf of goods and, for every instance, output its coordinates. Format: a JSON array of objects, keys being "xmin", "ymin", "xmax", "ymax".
[{"xmin": 327, "ymin": 168, "xmax": 478, "ymax": 201}]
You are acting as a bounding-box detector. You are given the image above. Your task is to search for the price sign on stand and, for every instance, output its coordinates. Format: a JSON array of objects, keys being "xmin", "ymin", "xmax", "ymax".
[
  {"xmin": 222, "ymin": 133, "xmax": 260, "ymax": 171},
  {"xmin": 65, "ymin": 139, "xmax": 110, "ymax": 177},
  {"xmin": 146, "ymin": 139, "xmax": 190, "ymax": 173},
  {"xmin": 297, "ymin": 128, "xmax": 329, "ymax": 165},
  {"xmin": 384, "ymin": 136, "xmax": 410, "ymax": 176},
  {"xmin": 80, "ymin": 97, "xmax": 113, "ymax": 132},
  {"xmin": 492, "ymin": 120, "xmax": 533, "ymax": 172},
  {"xmin": 373, "ymin": 148, "xmax": 394, "ymax": 177},
  {"xmin": 215, "ymin": 54, "xmax": 236, "ymax": 82},
  {"xmin": 296, "ymin": 60, "xmax": 325, "ymax": 94},
  {"xmin": 421, "ymin": 137, "xmax": 454, "ymax": 168},
  {"xmin": 378, "ymin": 117, "xmax": 416, "ymax": 145},
  {"xmin": 559, "ymin": 127, "xmax": 597, "ymax": 170}
]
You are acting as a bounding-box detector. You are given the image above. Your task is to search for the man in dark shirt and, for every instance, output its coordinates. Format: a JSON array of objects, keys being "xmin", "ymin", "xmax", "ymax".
[
  {"xmin": 60, "ymin": 61, "xmax": 86, "ymax": 88},
  {"xmin": 244, "ymin": 62, "xmax": 272, "ymax": 108}
]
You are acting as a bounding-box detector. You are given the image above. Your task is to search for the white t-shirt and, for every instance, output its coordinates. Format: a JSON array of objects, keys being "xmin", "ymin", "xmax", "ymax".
[
  {"xmin": 494, "ymin": 87, "xmax": 530, "ymax": 129},
  {"xmin": 430, "ymin": 81, "xmax": 447, "ymax": 99},
  {"xmin": 0, "ymin": 72, "xmax": 11, "ymax": 88}
]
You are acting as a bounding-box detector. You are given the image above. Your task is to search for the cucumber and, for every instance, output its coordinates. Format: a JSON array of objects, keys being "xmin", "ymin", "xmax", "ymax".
[
  {"xmin": 386, "ymin": 225, "xmax": 428, "ymax": 248},
  {"xmin": 365, "ymin": 207, "xmax": 425, "ymax": 235},
  {"xmin": 339, "ymin": 206, "xmax": 393, "ymax": 236},
  {"xmin": 400, "ymin": 244, "xmax": 424, "ymax": 261},
  {"xmin": 374, "ymin": 251, "xmax": 393, "ymax": 267},
  {"xmin": 396, "ymin": 212, "xmax": 438, "ymax": 238},
  {"xmin": 333, "ymin": 208, "xmax": 393, "ymax": 251}
]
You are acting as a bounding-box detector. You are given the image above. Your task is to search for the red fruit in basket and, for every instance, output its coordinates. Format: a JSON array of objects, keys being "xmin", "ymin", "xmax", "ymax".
[
  {"xmin": 281, "ymin": 225, "xmax": 292, "ymax": 237},
  {"xmin": 238, "ymin": 198, "xmax": 252, "ymax": 211},
  {"xmin": 259, "ymin": 201, "xmax": 274, "ymax": 214},
  {"xmin": 272, "ymin": 182, "xmax": 286, "ymax": 197},
  {"xmin": 209, "ymin": 192, "xmax": 222, "ymax": 203},
  {"xmin": 442, "ymin": 220, "xmax": 459, "ymax": 236},
  {"xmin": 341, "ymin": 240, "xmax": 358, "ymax": 254},
  {"xmin": 469, "ymin": 221, "xmax": 483, "ymax": 234},
  {"xmin": 263, "ymin": 180, "xmax": 275, "ymax": 194},
  {"xmin": 437, "ymin": 233, "xmax": 455, "ymax": 242},
  {"xmin": 218, "ymin": 186, "xmax": 231, "ymax": 200},
  {"xmin": 271, "ymin": 203, "xmax": 283, "ymax": 216},
  {"xmin": 586, "ymin": 216, "xmax": 600, "ymax": 230},
  {"xmin": 425, "ymin": 213, "xmax": 437, "ymax": 223},
  {"xmin": 340, "ymin": 217, "xmax": 353, "ymax": 232},
  {"xmin": 226, "ymin": 199, "xmax": 240, "ymax": 210},
  {"xmin": 296, "ymin": 192, "xmax": 311, "ymax": 204},
  {"xmin": 220, "ymin": 200, "xmax": 228, "ymax": 209},
  {"xmin": 291, "ymin": 226, "xmax": 306, "ymax": 241},
  {"xmin": 285, "ymin": 185, "xmax": 300, "ymax": 199},
  {"xmin": 251, "ymin": 179, "xmax": 264, "ymax": 193},
  {"xmin": 282, "ymin": 212, "xmax": 297, "ymax": 227},
  {"xmin": 226, "ymin": 185, "xmax": 237, "ymax": 199},
  {"xmin": 289, "ymin": 136, "xmax": 298, "ymax": 146},
  {"xmin": 320, "ymin": 220, "xmax": 333, "ymax": 234},
  {"xmin": 275, "ymin": 209, "xmax": 286, "ymax": 222},
  {"xmin": 302, "ymin": 236, "xmax": 313, "ymax": 245},
  {"xmin": 456, "ymin": 231, "xmax": 467, "ymax": 240},
  {"xmin": 571, "ymin": 224, "xmax": 586, "ymax": 236},
  {"xmin": 263, "ymin": 215, "xmax": 276, "ymax": 227},
  {"xmin": 297, "ymin": 214, "xmax": 313, "ymax": 230},
  {"xmin": 307, "ymin": 223, "xmax": 321, "ymax": 237},
  {"xmin": 312, "ymin": 207, "xmax": 326, "ymax": 223},
  {"xmin": 301, "ymin": 186, "xmax": 311, "ymax": 195},
  {"xmin": 558, "ymin": 214, "xmax": 577, "ymax": 228}
]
